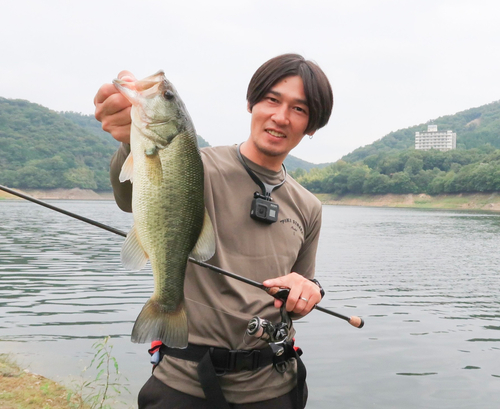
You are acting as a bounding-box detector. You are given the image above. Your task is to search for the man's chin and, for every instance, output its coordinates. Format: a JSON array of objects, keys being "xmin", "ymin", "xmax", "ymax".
[{"xmin": 257, "ymin": 145, "xmax": 287, "ymax": 158}]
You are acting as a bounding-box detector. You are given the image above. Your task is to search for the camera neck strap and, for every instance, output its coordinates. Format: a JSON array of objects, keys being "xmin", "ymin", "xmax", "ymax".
[{"xmin": 237, "ymin": 144, "xmax": 287, "ymax": 199}]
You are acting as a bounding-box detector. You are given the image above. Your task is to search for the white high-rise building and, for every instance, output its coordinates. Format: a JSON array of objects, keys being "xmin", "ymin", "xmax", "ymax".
[{"xmin": 415, "ymin": 125, "xmax": 456, "ymax": 151}]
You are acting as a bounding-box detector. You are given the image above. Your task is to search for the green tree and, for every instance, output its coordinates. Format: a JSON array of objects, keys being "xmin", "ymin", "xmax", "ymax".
[
  {"xmin": 346, "ymin": 166, "xmax": 369, "ymax": 193},
  {"xmin": 404, "ymin": 156, "xmax": 424, "ymax": 175},
  {"xmin": 63, "ymin": 168, "xmax": 97, "ymax": 189},
  {"xmin": 290, "ymin": 168, "xmax": 306, "ymax": 179},
  {"xmin": 363, "ymin": 172, "xmax": 391, "ymax": 194},
  {"xmin": 390, "ymin": 172, "xmax": 417, "ymax": 193}
]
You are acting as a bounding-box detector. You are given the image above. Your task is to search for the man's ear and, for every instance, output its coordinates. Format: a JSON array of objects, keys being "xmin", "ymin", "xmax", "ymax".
[
  {"xmin": 247, "ymin": 101, "xmax": 252, "ymax": 113},
  {"xmin": 307, "ymin": 130, "xmax": 316, "ymax": 137}
]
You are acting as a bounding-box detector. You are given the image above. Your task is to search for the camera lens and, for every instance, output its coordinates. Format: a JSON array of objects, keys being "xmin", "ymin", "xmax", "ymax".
[{"xmin": 256, "ymin": 204, "xmax": 267, "ymax": 217}]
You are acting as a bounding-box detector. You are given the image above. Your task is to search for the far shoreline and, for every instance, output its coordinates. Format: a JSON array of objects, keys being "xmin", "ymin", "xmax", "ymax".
[
  {"xmin": 2, "ymin": 188, "xmax": 500, "ymax": 213},
  {"xmin": 0, "ymin": 187, "xmax": 114, "ymax": 201},
  {"xmin": 316, "ymin": 192, "xmax": 500, "ymax": 213}
]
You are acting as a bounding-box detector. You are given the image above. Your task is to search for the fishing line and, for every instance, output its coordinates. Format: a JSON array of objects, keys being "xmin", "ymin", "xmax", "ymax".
[
  {"xmin": 186, "ymin": 297, "xmax": 275, "ymax": 349},
  {"xmin": 0, "ymin": 184, "xmax": 364, "ymax": 328},
  {"xmin": 185, "ymin": 297, "xmax": 250, "ymax": 323}
]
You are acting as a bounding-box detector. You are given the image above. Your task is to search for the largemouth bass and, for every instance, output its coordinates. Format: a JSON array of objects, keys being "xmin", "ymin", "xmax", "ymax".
[{"xmin": 113, "ymin": 71, "xmax": 215, "ymax": 348}]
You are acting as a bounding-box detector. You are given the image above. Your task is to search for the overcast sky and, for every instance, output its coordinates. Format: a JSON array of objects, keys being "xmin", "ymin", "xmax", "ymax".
[{"xmin": 1, "ymin": 0, "xmax": 499, "ymax": 164}]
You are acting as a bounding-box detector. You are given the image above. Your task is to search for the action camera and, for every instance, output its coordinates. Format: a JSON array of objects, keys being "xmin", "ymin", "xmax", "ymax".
[{"xmin": 250, "ymin": 193, "xmax": 279, "ymax": 224}]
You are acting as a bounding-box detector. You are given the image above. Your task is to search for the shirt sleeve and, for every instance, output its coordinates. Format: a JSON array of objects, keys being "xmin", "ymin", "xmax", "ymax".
[{"xmin": 110, "ymin": 143, "xmax": 133, "ymax": 213}]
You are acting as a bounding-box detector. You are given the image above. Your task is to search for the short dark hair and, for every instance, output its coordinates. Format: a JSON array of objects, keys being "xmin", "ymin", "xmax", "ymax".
[{"xmin": 246, "ymin": 54, "xmax": 333, "ymax": 134}]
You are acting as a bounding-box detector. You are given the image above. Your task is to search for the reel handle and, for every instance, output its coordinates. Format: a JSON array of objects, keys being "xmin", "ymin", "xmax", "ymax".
[{"xmin": 266, "ymin": 287, "xmax": 290, "ymax": 301}]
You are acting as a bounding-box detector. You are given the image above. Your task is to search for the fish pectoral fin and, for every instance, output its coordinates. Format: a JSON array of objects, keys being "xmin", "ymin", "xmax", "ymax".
[
  {"xmin": 121, "ymin": 225, "xmax": 149, "ymax": 271},
  {"xmin": 190, "ymin": 208, "xmax": 216, "ymax": 262},
  {"xmin": 119, "ymin": 153, "xmax": 134, "ymax": 183},
  {"xmin": 146, "ymin": 151, "xmax": 163, "ymax": 186}
]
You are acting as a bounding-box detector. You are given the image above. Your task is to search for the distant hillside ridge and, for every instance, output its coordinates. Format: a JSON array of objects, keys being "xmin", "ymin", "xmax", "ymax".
[
  {"xmin": 0, "ymin": 97, "xmax": 215, "ymax": 191},
  {"xmin": 284, "ymin": 154, "xmax": 330, "ymax": 172},
  {"xmin": 295, "ymin": 99, "xmax": 500, "ymax": 196},
  {"xmin": 0, "ymin": 97, "xmax": 322, "ymax": 190},
  {"xmin": 343, "ymin": 100, "xmax": 500, "ymax": 163},
  {"xmin": 0, "ymin": 97, "xmax": 119, "ymax": 191}
]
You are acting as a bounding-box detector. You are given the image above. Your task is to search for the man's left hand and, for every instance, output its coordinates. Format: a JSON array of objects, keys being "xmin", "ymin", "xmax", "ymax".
[{"xmin": 263, "ymin": 273, "xmax": 322, "ymax": 316}]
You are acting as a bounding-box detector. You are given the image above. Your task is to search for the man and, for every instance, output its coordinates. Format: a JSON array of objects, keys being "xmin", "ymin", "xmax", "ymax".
[{"xmin": 94, "ymin": 54, "xmax": 333, "ymax": 408}]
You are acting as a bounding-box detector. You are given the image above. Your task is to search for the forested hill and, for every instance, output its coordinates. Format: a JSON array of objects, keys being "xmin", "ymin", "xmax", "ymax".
[
  {"xmin": 0, "ymin": 98, "xmax": 120, "ymax": 191},
  {"xmin": 294, "ymin": 99, "xmax": 500, "ymax": 195},
  {"xmin": 0, "ymin": 98, "xmax": 210, "ymax": 191},
  {"xmin": 342, "ymin": 100, "xmax": 500, "ymax": 163}
]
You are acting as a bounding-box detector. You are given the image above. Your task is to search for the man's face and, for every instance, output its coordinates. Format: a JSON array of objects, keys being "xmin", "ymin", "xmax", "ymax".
[{"xmin": 247, "ymin": 75, "xmax": 314, "ymax": 164}]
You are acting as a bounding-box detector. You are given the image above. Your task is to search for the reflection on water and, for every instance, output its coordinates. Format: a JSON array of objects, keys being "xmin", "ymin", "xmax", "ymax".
[{"xmin": 1, "ymin": 201, "xmax": 499, "ymax": 408}]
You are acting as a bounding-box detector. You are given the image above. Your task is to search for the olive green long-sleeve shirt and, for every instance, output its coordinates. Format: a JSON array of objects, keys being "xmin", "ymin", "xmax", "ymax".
[{"xmin": 111, "ymin": 143, "xmax": 322, "ymax": 403}]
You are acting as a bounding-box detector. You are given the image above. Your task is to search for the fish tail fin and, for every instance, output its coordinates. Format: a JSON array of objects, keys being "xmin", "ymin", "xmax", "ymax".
[{"xmin": 131, "ymin": 298, "xmax": 188, "ymax": 348}]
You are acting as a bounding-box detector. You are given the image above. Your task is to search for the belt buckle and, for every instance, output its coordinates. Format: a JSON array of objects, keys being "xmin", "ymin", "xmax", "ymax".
[{"xmin": 234, "ymin": 349, "xmax": 260, "ymax": 371}]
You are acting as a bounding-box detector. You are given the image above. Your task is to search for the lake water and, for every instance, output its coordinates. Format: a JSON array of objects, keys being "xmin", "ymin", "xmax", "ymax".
[{"xmin": 1, "ymin": 200, "xmax": 499, "ymax": 408}]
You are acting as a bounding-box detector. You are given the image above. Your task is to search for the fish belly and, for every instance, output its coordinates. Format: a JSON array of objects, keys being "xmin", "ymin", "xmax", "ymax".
[{"xmin": 131, "ymin": 133, "xmax": 204, "ymax": 347}]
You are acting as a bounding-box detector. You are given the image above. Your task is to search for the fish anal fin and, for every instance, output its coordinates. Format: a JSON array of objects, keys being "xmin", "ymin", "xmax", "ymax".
[
  {"xmin": 119, "ymin": 153, "xmax": 134, "ymax": 183},
  {"xmin": 190, "ymin": 208, "xmax": 216, "ymax": 262},
  {"xmin": 131, "ymin": 298, "xmax": 188, "ymax": 348},
  {"xmin": 121, "ymin": 225, "xmax": 148, "ymax": 271}
]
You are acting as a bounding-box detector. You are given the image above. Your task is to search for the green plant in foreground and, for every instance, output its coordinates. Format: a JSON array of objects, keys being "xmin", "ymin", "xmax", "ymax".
[{"xmin": 69, "ymin": 336, "xmax": 131, "ymax": 409}]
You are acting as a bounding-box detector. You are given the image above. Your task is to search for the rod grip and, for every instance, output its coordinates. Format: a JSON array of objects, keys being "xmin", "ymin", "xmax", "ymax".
[{"xmin": 349, "ymin": 316, "xmax": 364, "ymax": 328}]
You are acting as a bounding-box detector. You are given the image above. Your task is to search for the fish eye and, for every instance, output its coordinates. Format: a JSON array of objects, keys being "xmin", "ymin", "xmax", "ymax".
[{"xmin": 164, "ymin": 90, "xmax": 175, "ymax": 100}]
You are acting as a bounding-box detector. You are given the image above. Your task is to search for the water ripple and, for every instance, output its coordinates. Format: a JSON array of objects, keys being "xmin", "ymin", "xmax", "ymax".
[{"xmin": 2, "ymin": 202, "xmax": 500, "ymax": 408}]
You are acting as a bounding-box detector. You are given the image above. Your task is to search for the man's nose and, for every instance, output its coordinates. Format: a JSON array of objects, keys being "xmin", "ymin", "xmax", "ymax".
[{"xmin": 271, "ymin": 106, "xmax": 290, "ymax": 126}]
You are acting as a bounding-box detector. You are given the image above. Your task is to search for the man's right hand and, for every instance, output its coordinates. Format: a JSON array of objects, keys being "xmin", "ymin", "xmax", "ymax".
[{"xmin": 94, "ymin": 71, "xmax": 135, "ymax": 144}]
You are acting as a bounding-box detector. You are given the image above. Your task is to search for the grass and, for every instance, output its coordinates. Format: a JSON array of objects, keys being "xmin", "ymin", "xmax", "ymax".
[
  {"xmin": 0, "ymin": 337, "xmax": 132, "ymax": 409},
  {"xmin": 72, "ymin": 337, "xmax": 131, "ymax": 409},
  {"xmin": 0, "ymin": 354, "xmax": 84, "ymax": 409}
]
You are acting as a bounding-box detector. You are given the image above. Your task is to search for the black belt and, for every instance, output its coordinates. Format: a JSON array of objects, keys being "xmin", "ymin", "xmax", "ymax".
[
  {"xmin": 161, "ymin": 343, "xmax": 275, "ymax": 373},
  {"xmin": 157, "ymin": 342, "xmax": 306, "ymax": 409}
]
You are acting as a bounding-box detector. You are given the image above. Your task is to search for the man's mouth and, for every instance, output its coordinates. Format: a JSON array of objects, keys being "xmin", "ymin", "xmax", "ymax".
[{"xmin": 266, "ymin": 129, "xmax": 286, "ymax": 138}]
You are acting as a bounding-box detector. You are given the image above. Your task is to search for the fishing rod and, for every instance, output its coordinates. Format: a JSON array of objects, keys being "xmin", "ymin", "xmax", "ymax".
[{"xmin": 0, "ymin": 184, "xmax": 364, "ymax": 328}]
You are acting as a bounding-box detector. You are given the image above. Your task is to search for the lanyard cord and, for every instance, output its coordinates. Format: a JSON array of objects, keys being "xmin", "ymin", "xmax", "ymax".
[{"xmin": 236, "ymin": 144, "xmax": 287, "ymax": 198}]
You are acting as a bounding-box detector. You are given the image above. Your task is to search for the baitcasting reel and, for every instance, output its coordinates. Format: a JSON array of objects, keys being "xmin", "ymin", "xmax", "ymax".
[
  {"xmin": 246, "ymin": 302, "xmax": 293, "ymax": 344},
  {"xmin": 246, "ymin": 316, "xmax": 289, "ymax": 343},
  {"xmin": 245, "ymin": 305, "xmax": 296, "ymax": 373}
]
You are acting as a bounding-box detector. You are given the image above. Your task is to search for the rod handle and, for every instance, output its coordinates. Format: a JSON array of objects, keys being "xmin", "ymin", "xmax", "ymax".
[
  {"xmin": 348, "ymin": 316, "xmax": 364, "ymax": 328},
  {"xmin": 267, "ymin": 287, "xmax": 365, "ymax": 329}
]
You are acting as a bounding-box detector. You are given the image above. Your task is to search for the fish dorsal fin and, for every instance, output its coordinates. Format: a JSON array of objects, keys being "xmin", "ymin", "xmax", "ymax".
[
  {"xmin": 119, "ymin": 153, "xmax": 134, "ymax": 183},
  {"xmin": 190, "ymin": 208, "xmax": 216, "ymax": 262},
  {"xmin": 121, "ymin": 225, "xmax": 149, "ymax": 271}
]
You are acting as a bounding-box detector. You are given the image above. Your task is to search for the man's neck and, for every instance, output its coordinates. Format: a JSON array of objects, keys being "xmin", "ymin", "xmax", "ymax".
[{"xmin": 239, "ymin": 141, "xmax": 285, "ymax": 172}]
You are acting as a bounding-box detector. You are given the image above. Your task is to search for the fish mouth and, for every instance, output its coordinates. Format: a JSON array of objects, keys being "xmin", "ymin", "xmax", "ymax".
[
  {"xmin": 266, "ymin": 129, "xmax": 286, "ymax": 138},
  {"xmin": 113, "ymin": 70, "xmax": 166, "ymax": 105}
]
